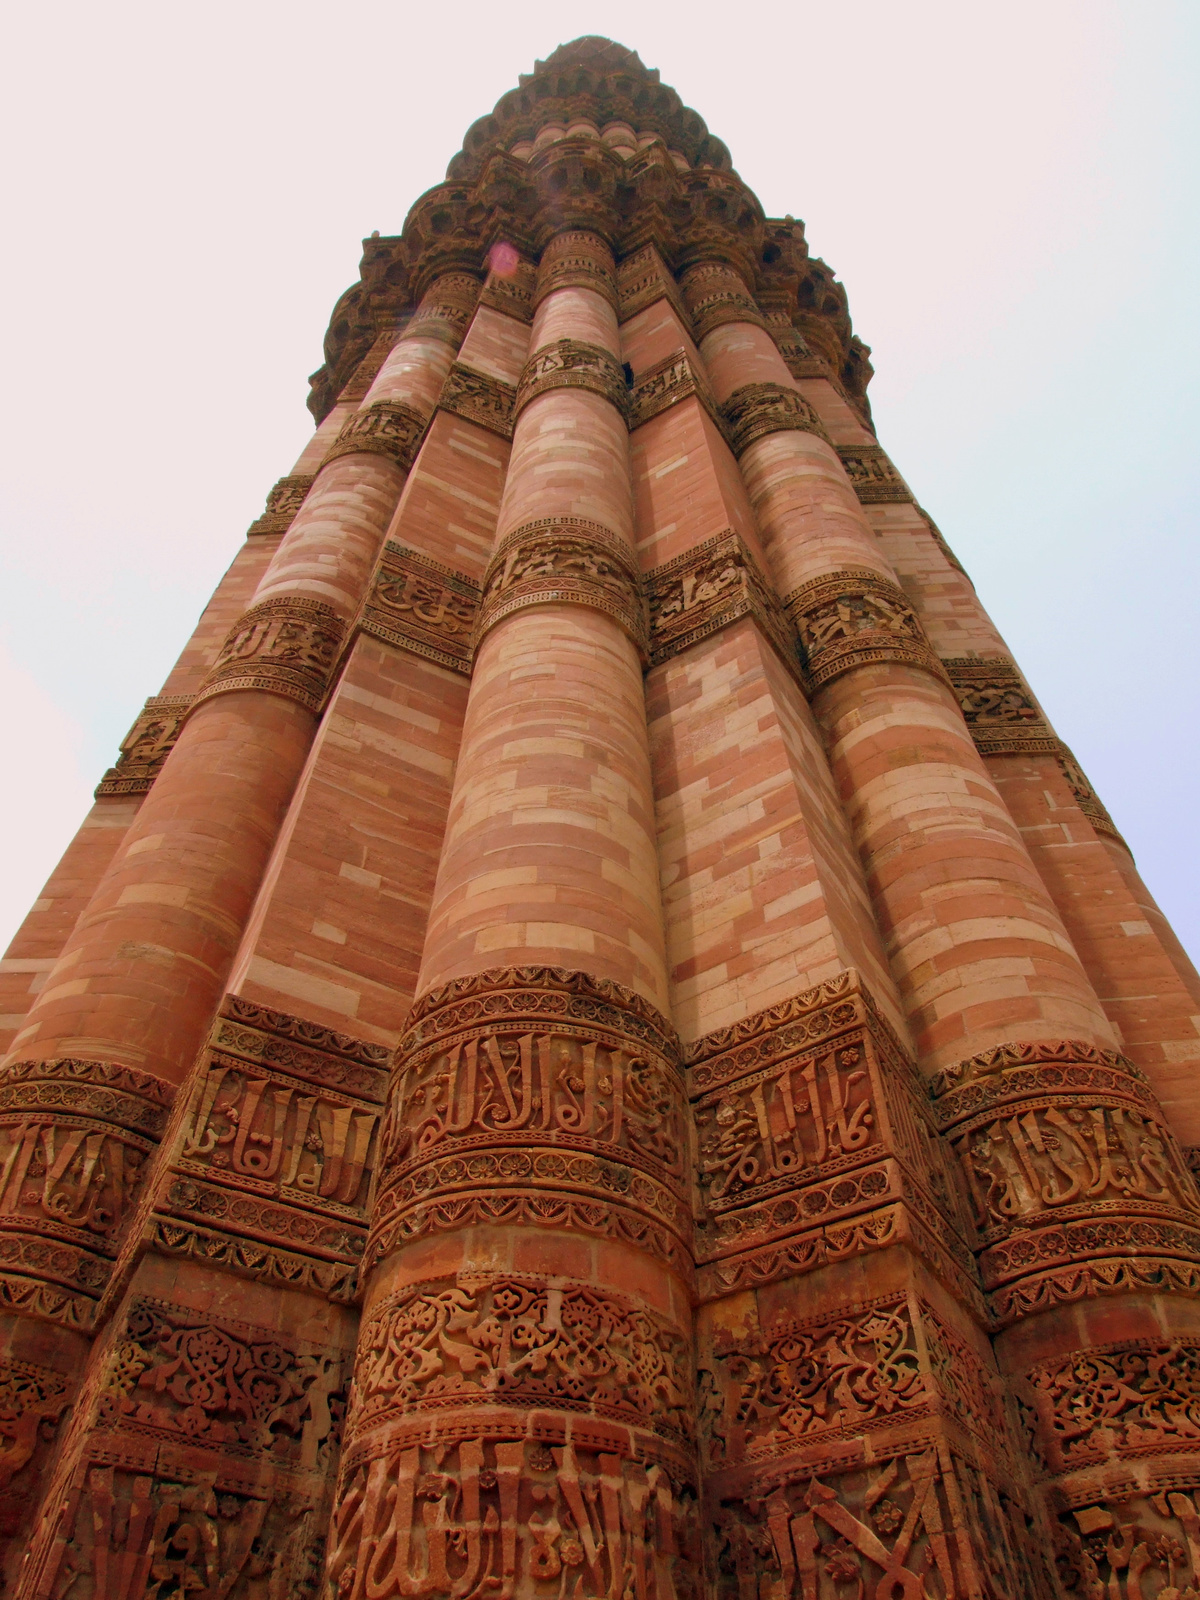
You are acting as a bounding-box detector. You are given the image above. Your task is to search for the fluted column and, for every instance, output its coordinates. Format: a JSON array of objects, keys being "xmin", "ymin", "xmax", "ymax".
[{"xmin": 329, "ymin": 233, "xmax": 696, "ymax": 1600}]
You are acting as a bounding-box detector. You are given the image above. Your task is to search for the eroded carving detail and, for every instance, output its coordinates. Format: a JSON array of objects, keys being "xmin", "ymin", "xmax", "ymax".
[
  {"xmin": 721, "ymin": 383, "xmax": 829, "ymax": 456},
  {"xmin": 477, "ymin": 517, "xmax": 647, "ymax": 655},
  {"xmin": 645, "ymin": 530, "xmax": 795, "ymax": 671},
  {"xmin": 784, "ymin": 567, "xmax": 947, "ymax": 690},
  {"xmin": 943, "ymin": 656, "xmax": 1059, "ymax": 757},
  {"xmin": 197, "ymin": 598, "xmax": 347, "ymax": 713},
  {"xmin": 246, "ymin": 473, "xmax": 317, "ymax": 538},
  {"xmin": 835, "ymin": 444, "xmax": 913, "ymax": 503},
  {"xmin": 322, "ymin": 399, "xmax": 430, "ymax": 472},
  {"xmin": 628, "ymin": 348, "xmax": 724, "ymax": 434},
  {"xmin": 437, "ymin": 363, "xmax": 517, "ymax": 438},
  {"xmin": 515, "ymin": 338, "xmax": 629, "ymax": 418},
  {"xmin": 1053, "ymin": 1489, "xmax": 1200, "ymax": 1599},
  {"xmin": 360, "ymin": 541, "xmax": 480, "ymax": 674},
  {"xmin": 95, "ymin": 695, "xmax": 193, "ymax": 797}
]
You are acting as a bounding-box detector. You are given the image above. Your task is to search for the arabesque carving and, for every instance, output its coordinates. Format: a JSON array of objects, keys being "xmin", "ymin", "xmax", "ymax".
[
  {"xmin": 515, "ymin": 337, "xmax": 629, "ymax": 418},
  {"xmin": 784, "ymin": 567, "xmax": 947, "ymax": 690},
  {"xmin": 477, "ymin": 517, "xmax": 647, "ymax": 655},
  {"xmin": 360, "ymin": 541, "xmax": 480, "ymax": 674},
  {"xmin": 645, "ymin": 529, "xmax": 795, "ymax": 672},
  {"xmin": 322, "ymin": 399, "xmax": 430, "ymax": 472},
  {"xmin": 721, "ymin": 383, "xmax": 829, "ymax": 456},
  {"xmin": 246, "ymin": 473, "xmax": 317, "ymax": 538},
  {"xmin": 943, "ymin": 656, "xmax": 1059, "ymax": 757},
  {"xmin": 1053, "ymin": 1486, "xmax": 1200, "ymax": 1598},
  {"xmin": 95, "ymin": 695, "xmax": 193, "ymax": 797},
  {"xmin": 197, "ymin": 597, "xmax": 347, "ymax": 713},
  {"xmin": 437, "ymin": 363, "xmax": 517, "ymax": 439},
  {"xmin": 835, "ymin": 444, "xmax": 913, "ymax": 503}
]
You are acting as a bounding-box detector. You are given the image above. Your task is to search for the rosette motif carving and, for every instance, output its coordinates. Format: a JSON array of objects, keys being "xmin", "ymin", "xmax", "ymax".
[
  {"xmin": 321, "ymin": 399, "xmax": 429, "ymax": 472},
  {"xmin": 784, "ymin": 567, "xmax": 947, "ymax": 691},
  {"xmin": 94, "ymin": 695, "xmax": 193, "ymax": 797},
  {"xmin": 514, "ymin": 337, "xmax": 629, "ymax": 418},
  {"xmin": 721, "ymin": 383, "xmax": 830, "ymax": 456},
  {"xmin": 197, "ymin": 597, "xmax": 347, "ymax": 714},
  {"xmin": 476, "ymin": 517, "xmax": 648, "ymax": 657}
]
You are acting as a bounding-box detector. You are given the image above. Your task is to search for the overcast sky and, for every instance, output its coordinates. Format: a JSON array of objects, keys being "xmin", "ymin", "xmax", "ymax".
[{"xmin": 2, "ymin": 0, "xmax": 1197, "ymax": 968}]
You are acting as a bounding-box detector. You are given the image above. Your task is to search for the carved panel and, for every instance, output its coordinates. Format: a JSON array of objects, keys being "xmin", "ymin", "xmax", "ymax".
[
  {"xmin": 644, "ymin": 529, "xmax": 795, "ymax": 672},
  {"xmin": 336, "ymin": 327, "xmax": 402, "ymax": 405},
  {"xmin": 783, "ymin": 566, "xmax": 947, "ymax": 690},
  {"xmin": 479, "ymin": 259, "xmax": 535, "ymax": 323},
  {"xmin": 0, "ymin": 1058, "xmax": 172, "ymax": 1329},
  {"xmin": 197, "ymin": 597, "xmax": 347, "ymax": 713},
  {"xmin": 152, "ymin": 998, "xmax": 387, "ymax": 1304},
  {"xmin": 618, "ymin": 244, "xmax": 689, "ymax": 326},
  {"xmin": 95, "ymin": 694, "xmax": 194, "ymax": 797},
  {"xmin": 933, "ymin": 1039, "xmax": 1200, "ymax": 1323},
  {"xmin": 360, "ymin": 540, "xmax": 480, "ymax": 674},
  {"xmin": 477, "ymin": 516, "xmax": 648, "ymax": 656},
  {"xmin": 533, "ymin": 230, "xmax": 618, "ymax": 311},
  {"xmin": 835, "ymin": 444, "xmax": 913, "ymax": 503},
  {"xmin": 628, "ymin": 348, "xmax": 724, "ymax": 435},
  {"xmin": 322, "ymin": 398, "xmax": 430, "ymax": 471},
  {"xmin": 721, "ymin": 382, "xmax": 829, "ymax": 455},
  {"xmin": 680, "ymin": 262, "xmax": 767, "ymax": 340},
  {"xmin": 0, "ymin": 1355, "xmax": 70, "ymax": 1540},
  {"xmin": 764, "ymin": 314, "xmax": 829, "ymax": 379},
  {"xmin": 437, "ymin": 362, "xmax": 517, "ymax": 438},
  {"xmin": 403, "ymin": 273, "xmax": 481, "ymax": 345},
  {"xmin": 369, "ymin": 967, "xmax": 690, "ymax": 1277},
  {"xmin": 687, "ymin": 974, "xmax": 971, "ymax": 1305},
  {"xmin": 1057, "ymin": 741, "xmax": 1127, "ymax": 846},
  {"xmin": 246, "ymin": 473, "xmax": 317, "ymax": 538},
  {"xmin": 943, "ymin": 655, "xmax": 1060, "ymax": 757},
  {"xmin": 1052, "ymin": 1484, "xmax": 1200, "ymax": 1597},
  {"xmin": 514, "ymin": 337, "xmax": 629, "ymax": 418}
]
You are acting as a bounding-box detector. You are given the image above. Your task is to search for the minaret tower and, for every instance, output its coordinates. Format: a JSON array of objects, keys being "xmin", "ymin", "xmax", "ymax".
[{"xmin": 2, "ymin": 37, "xmax": 1199, "ymax": 1600}]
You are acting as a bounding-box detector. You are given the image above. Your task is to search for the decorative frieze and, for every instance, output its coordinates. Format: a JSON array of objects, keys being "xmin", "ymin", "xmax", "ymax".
[
  {"xmin": 403, "ymin": 271, "xmax": 481, "ymax": 345},
  {"xmin": 197, "ymin": 597, "xmax": 347, "ymax": 713},
  {"xmin": 514, "ymin": 337, "xmax": 629, "ymax": 418},
  {"xmin": 943, "ymin": 655, "xmax": 1059, "ymax": 757},
  {"xmin": 368, "ymin": 966, "xmax": 691, "ymax": 1279},
  {"xmin": 476, "ymin": 516, "xmax": 648, "ymax": 657},
  {"xmin": 533, "ymin": 229, "xmax": 618, "ymax": 311},
  {"xmin": 784, "ymin": 567, "xmax": 947, "ymax": 691},
  {"xmin": 644, "ymin": 529, "xmax": 795, "ymax": 672},
  {"xmin": 94, "ymin": 694, "xmax": 193, "ymax": 797},
  {"xmin": 835, "ymin": 443, "xmax": 914, "ymax": 503},
  {"xmin": 150, "ymin": 997, "xmax": 388, "ymax": 1305},
  {"xmin": 478, "ymin": 259, "xmax": 535, "ymax": 323},
  {"xmin": 360, "ymin": 540, "xmax": 480, "ymax": 674},
  {"xmin": 764, "ymin": 313, "xmax": 829, "ymax": 379},
  {"xmin": 1051, "ymin": 1487, "xmax": 1200, "ymax": 1599},
  {"xmin": 436, "ymin": 361, "xmax": 517, "ymax": 438},
  {"xmin": 321, "ymin": 398, "xmax": 430, "ymax": 472},
  {"xmin": 1057, "ymin": 741, "xmax": 1127, "ymax": 846},
  {"xmin": 617, "ymin": 243, "xmax": 689, "ymax": 325},
  {"xmin": 931, "ymin": 1038, "xmax": 1200, "ymax": 1324},
  {"xmin": 0, "ymin": 1057, "xmax": 172, "ymax": 1330},
  {"xmin": 680, "ymin": 261, "xmax": 767, "ymax": 340},
  {"xmin": 335, "ymin": 325, "xmax": 401, "ymax": 405},
  {"xmin": 721, "ymin": 382, "xmax": 829, "ymax": 455},
  {"xmin": 245, "ymin": 472, "xmax": 317, "ymax": 538},
  {"xmin": 627, "ymin": 347, "xmax": 724, "ymax": 434}
]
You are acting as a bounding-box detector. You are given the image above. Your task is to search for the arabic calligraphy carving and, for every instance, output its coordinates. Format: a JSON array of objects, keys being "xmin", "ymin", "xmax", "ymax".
[
  {"xmin": 720, "ymin": 383, "xmax": 829, "ymax": 456},
  {"xmin": 95, "ymin": 695, "xmax": 194, "ymax": 797},
  {"xmin": 322, "ymin": 399, "xmax": 430, "ymax": 472},
  {"xmin": 436, "ymin": 363, "xmax": 517, "ymax": 438},
  {"xmin": 834, "ymin": 445, "xmax": 913, "ymax": 504},
  {"xmin": 644, "ymin": 530, "xmax": 795, "ymax": 672},
  {"xmin": 783, "ymin": 567, "xmax": 946, "ymax": 690},
  {"xmin": 514, "ymin": 338, "xmax": 629, "ymax": 418},
  {"xmin": 942, "ymin": 656, "xmax": 1058, "ymax": 757},
  {"xmin": 246, "ymin": 473, "xmax": 318, "ymax": 538},
  {"xmin": 360, "ymin": 541, "xmax": 480, "ymax": 674},
  {"xmin": 198, "ymin": 598, "xmax": 347, "ymax": 713},
  {"xmin": 627, "ymin": 348, "xmax": 724, "ymax": 434}
]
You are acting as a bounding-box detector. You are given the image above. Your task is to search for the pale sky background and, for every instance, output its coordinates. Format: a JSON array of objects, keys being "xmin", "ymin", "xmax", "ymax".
[{"xmin": 1, "ymin": 1, "xmax": 1197, "ymax": 966}]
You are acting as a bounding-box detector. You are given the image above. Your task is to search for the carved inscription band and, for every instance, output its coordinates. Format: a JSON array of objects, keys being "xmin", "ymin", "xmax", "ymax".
[
  {"xmin": 721, "ymin": 382, "xmax": 829, "ymax": 456},
  {"xmin": 196, "ymin": 596, "xmax": 347, "ymax": 714},
  {"xmin": 476, "ymin": 516, "xmax": 648, "ymax": 657},
  {"xmin": 628, "ymin": 347, "xmax": 724, "ymax": 435},
  {"xmin": 245, "ymin": 472, "xmax": 316, "ymax": 538},
  {"xmin": 436, "ymin": 362, "xmax": 516, "ymax": 439},
  {"xmin": 943, "ymin": 655, "xmax": 1059, "ymax": 757},
  {"xmin": 785, "ymin": 567, "xmax": 947, "ymax": 690},
  {"xmin": 321, "ymin": 399, "xmax": 429, "ymax": 473},
  {"xmin": 360, "ymin": 541, "xmax": 480, "ymax": 674},
  {"xmin": 836, "ymin": 443, "xmax": 913, "ymax": 503},
  {"xmin": 644, "ymin": 529, "xmax": 795, "ymax": 673},
  {"xmin": 533, "ymin": 229, "xmax": 619, "ymax": 311},
  {"xmin": 515, "ymin": 337, "xmax": 629, "ymax": 418},
  {"xmin": 95, "ymin": 694, "xmax": 194, "ymax": 797}
]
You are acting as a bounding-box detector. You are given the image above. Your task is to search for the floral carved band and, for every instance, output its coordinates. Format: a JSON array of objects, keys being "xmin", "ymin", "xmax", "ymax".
[
  {"xmin": 943, "ymin": 656, "xmax": 1059, "ymax": 758},
  {"xmin": 836, "ymin": 444, "xmax": 913, "ymax": 504},
  {"xmin": 436, "ymin": 362, "xmax": 516, "ymax": 439},
  {"xmin": 721, "ymin": 382, "xmax": 830, "ymax": 456},
  {"xmin": 685, "ymin": 968, "xmax": 976, "ymax": 1309},
  {"xmin": 533, "ymin": 231, "xmax": 619, "ymax": 312},
  {"xmin": 627, "ymin": 347, "xmax": 724, "ymax": 435},
  {"xmin": 476, "ymin": 516, "xmax": 648, "ymax": 658},
  {"xmin": 152, "ymin": 996, "xmax": 388, "ymax": 1305},
  {"xmin": 1057, "ymin": 741, "xmax": 1127, "ymax": 847},
  {"xmin": 514, "ymin": 338, "xmax": 629, "ymax": 418},
  {"xmin": 930, "ymin": 1039, "xmax": 1200, "ymax": 1326},
  {"xmin": 784, "ymin": 567, "xmax": 947, "ymax": 691},
  {"xmin": 644, "ymin": 529, "xmax": 795, "ymax": 674},
  {"xmin": 322, "ymin": 399, "xmax": 430, "ymax": 473},
  {"xmin": 360, "ymin": 541, "xmax": 480, "ymax": 675},
  {"xmin": 367, "ymin": 966, "xmax": 691, "ymax": 1280},
  {"xmin": 246, "ymin": 473, "xmax": 316, "ymax": 538},
  {"xmin": 196, "ymin": 597, "xmax": 347, "ymax": 714},
  {"xmin": 0, "ymin": 1058, "xmax": 173, "ymax": 1330},
  {"xmin": 95, "ymin": 694, "xmax": 194, "ymax": 797}
]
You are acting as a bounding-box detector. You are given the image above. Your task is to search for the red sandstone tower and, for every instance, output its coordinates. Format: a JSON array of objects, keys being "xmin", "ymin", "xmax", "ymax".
[{"xmin": 2, "ymin": 36, "xmax": 1199, "ymax": 1600}]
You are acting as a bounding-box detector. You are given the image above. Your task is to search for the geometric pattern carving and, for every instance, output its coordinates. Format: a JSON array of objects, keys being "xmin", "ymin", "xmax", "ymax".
[
  {"xmin": 784, "ymin": 567, "xmax": 947, "ymax": 691},
  {"xmin": 721, "ymin": 382, "xmax": 829, "ymax": 456},
  {"xmin": 835, "ymin": 443, "xmax": 913, "ymax": 503},
  {"xmin": 645, "ymin": 529, "xmax": 796, "ymax": 672},
  {"xmin": 515, "ymin": 338, "xmax": 629, "ymax": 419},
  {"xmin": 245, "ymin": 473, "xmax": 317, "ymax": 538},
  {"xmin": 196, "ymin": 597, "xmax": 347, "ymax": 714},
  {"xmin": 360, "ymin": 540, "xmax": 480, "ymax": 674},
  {"xmin": 943, "ymin": 655, "xmax": 1060, "ymax": 757},
  {"xmin": 437, "ymin": 362, "xmax": 516, "ymax": 438},
  {"xmin": 477, "ymin": 516, "xmax": 648, "ymax": 657},
  {"xmin": 94, "ymin": 694, "xmax": 194, "ymax": 797}
]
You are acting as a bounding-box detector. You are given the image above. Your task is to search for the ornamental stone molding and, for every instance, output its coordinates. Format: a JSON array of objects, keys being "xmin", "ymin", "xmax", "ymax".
[
  {"xmin": 721, "ymin": 382, "xmax": 830, "ymax": 456},
  {"xmin": 784, "ymin": 567, "xmax": 947, "ymax": 690},
  {"xmin": 336, "ymin": 325, "xmax": 402, "ymax": 404},
  {"xmin": 617, "ymin": 243, "xmax": 690, "ymax": 325},
  {"xmin": 836, "ymin": 443, "xmax": 914, "ymax": 503},
  {"xmin": 532, "ymin": 228, "xmax": 618, "ymax": 311},
  {"xmin": 644, "ymin": 529, "xmax": 795, "ymax": 674},
  {"xmin": 679, "ymin": 261, "xmax": 767, "ymax": 340},
  {"xmin": 94, "ymin": 694, "xmax": 194, "ymax": 797},
  {"xmin": 321, "ymin": 398, "xmax": 429, "ymax": 472},
  {"xmin": 359, "ymin": 541, "xmax": 480, "ymax": 675},
  {"xmin": 943, "ymin": 655, "xmax": 1060, "ymax": 757},
  {"xmin": 196, "ymin": 597, "xmax": 347, "ymax": 714},
  {"xmin": 476, "ymin": 517, "xmax": 648, "ymax": 656},
  {"xmin": 245, "ymin": 472, "xmax": 317, "ymax": 538},
  {"xmin": 1057, "ymin": 740, "xmax": 1128, "ymax": 847},
  {"xmin": 478, "ymin": 257, "xmax": 535, "ymax": 322},
  {"xmin": 402, "ymin": 270, "xmax": 482, "ymax": 336},
  {"xmin": 436, "ymin": 361, "xmax": 517, "ymax": 438},
  {"xmin": 627, "ymin": 347, "xmax": 724, "ymax": 434},
  {"xmin": 514, "ymin": 337, "xmax": 629, "ymax": 418}
]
